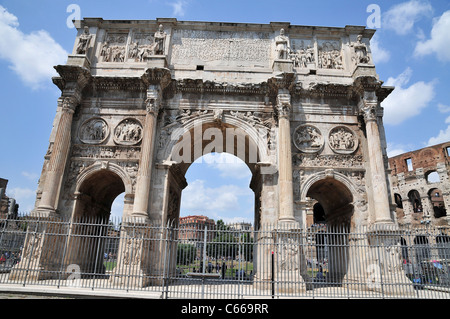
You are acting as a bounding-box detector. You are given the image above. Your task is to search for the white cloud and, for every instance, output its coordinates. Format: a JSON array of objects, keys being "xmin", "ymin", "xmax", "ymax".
[
  {"xmin": 414, "ymin": 10, "xmax": 450, "ymax": 62},
  {"xmin": 370, "ymin": 34, "xmax": 390, "ymax": 64},
  {"xmin": 200, "ymin": 153, "xmax": 251, "ymax": 180},
  {"xmin": 168, "ymin": 0, "xmax": 188, "ymax": 17},
  {"xmin": 427, "ymin": 125, "xmax": 450, "ymax": 146},
  {"xmin": 383, "ymin": 0, "xmax": 433, "ymax": 35},
  {"xmin": 180, "ymin": 179, "xmax": 253, "ymax": 221},
  {"xmin": 0, "ymin": 5, "xmax": 67, "ymax": 89},
  {"xmin": 386, "ymin": 143, "xmax": 408, "ymax": 158},
  {"xmin": 381, "ymin": 67, "xmax": 435, "ymax": 125},
  {"xmin": 21, "ymin": 171, "xmax": 39, "ymax": 182},
  {"xmin": 6, "ymin": 187, "xmax": 36, "ymax": 212},
  {"xmin": 438, "ymin": 103, "xmax": 450, "ymax": 114}
]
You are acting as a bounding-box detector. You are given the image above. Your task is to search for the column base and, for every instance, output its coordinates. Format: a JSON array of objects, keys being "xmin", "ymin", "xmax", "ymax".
[{"xmin": 366, "ymin": 227, "xmax": 416, "ymax": 296}]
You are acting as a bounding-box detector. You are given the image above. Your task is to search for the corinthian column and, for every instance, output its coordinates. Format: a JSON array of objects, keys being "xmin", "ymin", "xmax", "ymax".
[
  {"xmin": 132, "ymin": 85, "xmax": 161, "ymax": 219},
  {"xmin": 360, "ymin": 94, "xmax": 393, "ymax": 224},
  {"xmin": 277, "ymin": 89, "xmax": 295, "ymax": 222},
  {"xmin": 36, "ymin": 97, "xmax": 77, "ymax": 217}
]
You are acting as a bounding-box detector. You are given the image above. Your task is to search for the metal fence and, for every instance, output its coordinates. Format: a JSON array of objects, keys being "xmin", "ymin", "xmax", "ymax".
[{"xmin": 0, "ymin": 215, "xmax": 449, "ymax": 299}]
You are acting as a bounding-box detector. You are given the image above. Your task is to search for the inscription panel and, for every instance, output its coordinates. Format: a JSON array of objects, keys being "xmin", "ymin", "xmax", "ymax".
[{"xmin": 171, "ymin": 30, "xmax": 272, "ymax": 67}]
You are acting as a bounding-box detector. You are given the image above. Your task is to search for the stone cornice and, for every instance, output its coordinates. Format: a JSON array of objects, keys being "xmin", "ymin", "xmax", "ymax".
[
  {"xmin": 297, "ymin": 82, "xmax": 355, "ymax": 99},
  {"xmin": 91, "ymin": 76, "xmax": 148, "ymax": 92},
  {"xmin": 52, "ymin": 65, "xmax": 91, "ymax": 92},
  {"xmin": 141, "ymin": 68, "xmax": 173, "ymax": 91},
  {"xmin": 173, "ymin": 78, "xmax": 269, "ymax": 95}
]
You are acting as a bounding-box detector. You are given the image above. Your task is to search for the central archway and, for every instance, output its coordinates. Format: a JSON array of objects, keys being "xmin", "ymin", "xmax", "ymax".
[
  {"xmin": 155, "ymin": 115, "xmax": 275, "ymax": 285},
  {"xmin": 160, "ymin": 114, "xmax": 273, "ymax": 228}
]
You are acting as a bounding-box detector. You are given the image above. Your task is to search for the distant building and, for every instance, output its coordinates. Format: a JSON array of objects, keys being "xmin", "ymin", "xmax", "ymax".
[
  {"xmin": 0, "ymin": 178, "xmax": 18, "ymax": 220},
  {"xmin": 178, "ymin": 215, "xmax": 216, "ymax": 242},
  {"xmin": 388, "ymin": 141, "xmax": 450, "ymax": 227}
]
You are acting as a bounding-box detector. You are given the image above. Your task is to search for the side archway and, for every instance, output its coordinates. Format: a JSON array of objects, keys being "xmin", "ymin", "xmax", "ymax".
[
  {"xmin": 67, "ymin": 162, "xmax": 133, "ymax": 276},
  {"xmin": 302, "ymin": 172, "xmax": 357, "ymax": 284}
]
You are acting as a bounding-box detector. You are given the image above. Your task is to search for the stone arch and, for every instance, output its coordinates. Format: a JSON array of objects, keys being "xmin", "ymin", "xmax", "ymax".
[
  {"xmin": 66, "ymin": 162, "xmax": 133, "ymax": 276},
  {"xmin": 300, "ymin": 170, "xmax": 363, "ymax": 221},
  {"xmin": 303, "ymin": 174, "xmax": 355, "ymax": 227},
  {"xmin": 394, "ymin": 193, "xmax": 403, "ymax": 209},
  {"xmin": 407, "ymin": 189, "xmax": 422, "ymax": 213},
  {"xmin": 303, "ymin": 174, "xmax": 355, "ymax": 284},
  {"xmin": 159, "ymin": 111, "xmax": 272, "ymax": 167},
  {"xmin": 75, "ymin": 161, "xmax": 133, "ymax": 198},
  {"xmin": 158, "ymin": 113, "xmax": 275, "ymax": 227},
  {"xmin": 428, "ymin": 187, "xmax": 446, "ymax": 218}
]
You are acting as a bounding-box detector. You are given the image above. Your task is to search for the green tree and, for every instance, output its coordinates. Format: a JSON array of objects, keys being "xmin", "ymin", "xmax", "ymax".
[{"xmin": 177, "ymin": 243, "xmax": 197, "ymax": 265}]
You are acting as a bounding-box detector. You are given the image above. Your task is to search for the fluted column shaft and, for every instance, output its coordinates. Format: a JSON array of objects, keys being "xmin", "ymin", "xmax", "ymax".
[
  {"xmin": 132, "ymin": 85, "xmax": 161, "ymax": 218},
  {"xmin": 37, "ymin": 97, "xmax": 76, "ymax": 215},
  {"xmin": 361, "ymin": 97, "xmax": 392, "ymax": 224},
  {"xmin": 277, "ymin": 90, "xmax": 295, "ymax": 222}
]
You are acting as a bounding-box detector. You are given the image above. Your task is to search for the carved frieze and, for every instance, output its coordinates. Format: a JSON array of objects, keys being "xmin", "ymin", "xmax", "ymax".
[
  {"xmin": 100, "ymin": 33, "xmax": 128, "ymax": 62},
  {"xmin": 71, "ymin": 145, "xmax": 140, "ymax": 159},
  {"xmin": 128, "ymin": 31, "xmax": 156, "ymax": 62},
  {"xmin": 328, "ymin": 126, "xmax": 358, "ymax": 154},
  {"xmin": 318, "ymin": 40, "xmax": 343, "ymax": 70},
  {"xmin": 114, "ymin": 119, "xmax": 143, "ymax": 145},
  {"xmin": 78, "ymin": 118, "xmax": 109, "ymax": 144},
  {"xmin": 290, "ymin": 39, "xmax": 315, "ymax": 68},
  {"xmin": 293, "ymin": 153, "xmax": 364, "ymax": 168},
  {"xmin": 293, "ymin": 125, "xmax": 324, "ymax": 153}
]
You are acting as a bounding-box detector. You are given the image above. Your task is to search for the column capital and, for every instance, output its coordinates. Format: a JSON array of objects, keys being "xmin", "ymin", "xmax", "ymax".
[
  {"xmin": 60, "ymin": 96, "xmax": 78, "ymax": 113},
  {"xmin": 360, "ymin": 99, "xmax": 378, "ymax": 122},
  {"xmin": 358, "ymin": 90, "xmax": 379, "ymax": 123},
  {"xmin": 145, "ymin": 84, "xmax": 162, "ymax": 116},
  {"xmin": 145, "ymin": 97, "xmax": 161, "ymax": 116},
  {"xmin": 276, "ymin": 90, "xmax": 292, "ymax": 119}
]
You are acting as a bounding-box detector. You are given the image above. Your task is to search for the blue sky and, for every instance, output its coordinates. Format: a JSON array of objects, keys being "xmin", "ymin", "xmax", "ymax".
[{"xmin": 0, "ymin": 0, "xmax": 449, "ymax": 223}]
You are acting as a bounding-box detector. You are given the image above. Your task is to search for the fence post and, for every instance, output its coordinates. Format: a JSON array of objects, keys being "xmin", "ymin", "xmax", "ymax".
[
  {"xmin": 271, "ymin": 250, "xmax": 274, "ymax": 299},
  {"xmin": 162, "ymin": 221, "xmax": 171, "ymax": 299},
  {"xmin": 57, "ymin": 218, "xmax": 70, "ymax": 288}
]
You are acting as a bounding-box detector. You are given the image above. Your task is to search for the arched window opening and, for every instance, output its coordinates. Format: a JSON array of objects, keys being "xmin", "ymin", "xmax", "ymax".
[
  {"xmin": 428, "ymin": 188, "xmax": 447, "ymax": 218},
  {"xmin": 394, "ymin": 193, "xmax": 403, "ymax": 209},
  {"xmin": 426, "ymin": 171, "xmax": 440, "ymax": 183},
  {"xmin": 408, "ymin": 190, "xmax": 422, "ymax": 213},
  {"xmin": 436, "ymin": 234, "xmax": 450, "ymax": 260},
  {"xmin": 414, "ymin": 235, "xmax": 430, "ymax": 263}
]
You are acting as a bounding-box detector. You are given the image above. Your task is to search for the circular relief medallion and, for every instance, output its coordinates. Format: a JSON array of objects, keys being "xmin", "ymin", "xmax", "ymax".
[
  {"xmin": 328, "ymin": 126, "xmax": 358, "ymax": 154},
  {"xmin": 113, "ymin": 118, "xmax": 143, "ymax": 145},
  {"xmin": 78, "ymin": 118, "xmax": 109, "ymax": 144},
  {"xmin": 293, "ymin": 125, "xmax": 324, "ymax": 153}
]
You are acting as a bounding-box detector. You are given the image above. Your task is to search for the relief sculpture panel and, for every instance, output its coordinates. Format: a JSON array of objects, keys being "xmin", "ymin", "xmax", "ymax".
[
  {"xmin": 78, "ymin": 118, "xmax": 109, "ymax": 144},
  {"xmin": 328, "ymin": 126, "xmax": 358, "ymax": 154},
  {"xmin": 317, "ymin": 40, "xmax": 343, "ymax": 70},
  {"xmin": 293, "ymin": 125, "xmax": 324, "ymax": 153},
  {"xmin": 100, "ymin": 33, "xmax": 128, "ymax": 62},
  {"xmin": 114, "ymin": 119, "xmax": 143, "ymax": 145}
]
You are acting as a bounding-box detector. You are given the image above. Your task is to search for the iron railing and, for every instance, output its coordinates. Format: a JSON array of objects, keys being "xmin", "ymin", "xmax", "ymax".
[{"xmin": 0, "ymin": 215, "xmax": 449, "ymax": 299}]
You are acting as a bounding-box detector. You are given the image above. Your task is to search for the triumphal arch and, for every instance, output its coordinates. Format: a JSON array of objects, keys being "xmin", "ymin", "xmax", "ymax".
[{"xmin": 11, "ymin": 18, "xmax": 412, "ymax": 292}]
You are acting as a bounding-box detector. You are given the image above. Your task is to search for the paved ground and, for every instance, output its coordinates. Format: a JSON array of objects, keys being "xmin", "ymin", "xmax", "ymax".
[{"xmin": 0, "ymin": 292, "xmax": 71, "ymax": 299}]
